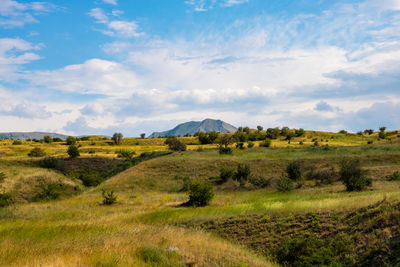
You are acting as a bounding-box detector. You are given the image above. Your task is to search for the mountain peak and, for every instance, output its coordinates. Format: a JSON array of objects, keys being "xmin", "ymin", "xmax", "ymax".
[{"xmin": 149, "ymin": 119, "xmax": 237, "ymax": 138}]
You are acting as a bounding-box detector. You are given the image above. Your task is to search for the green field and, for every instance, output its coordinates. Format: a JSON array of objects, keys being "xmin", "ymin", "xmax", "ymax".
[{"xmin": 0, "ymin": 130, "xmax": 400, "ymax": 266}]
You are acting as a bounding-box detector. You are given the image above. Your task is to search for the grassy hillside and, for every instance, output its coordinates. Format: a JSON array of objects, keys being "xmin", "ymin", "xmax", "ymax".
[{"xmin": 0, "ymin": 129, "xmax": 399, "ymax": 266}]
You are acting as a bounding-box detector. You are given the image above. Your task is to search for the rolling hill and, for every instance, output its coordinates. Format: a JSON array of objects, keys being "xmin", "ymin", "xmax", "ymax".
[
  {"xmin": 0, "ymin": 132, "xmax": 69, "ymax": 140},
  {"xmin": 149, "ymin": 118, "xmax": 237, "ymax": 138}
]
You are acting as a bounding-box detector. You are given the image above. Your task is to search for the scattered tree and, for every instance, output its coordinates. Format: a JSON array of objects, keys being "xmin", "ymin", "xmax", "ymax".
[
  {"xmin": 165, "ymin": 136, "xmax": 186, "ymax": 151},
  {"xmin": 112, "ymin": 133, "xmax": 123, "ymax": 145},
  {"xmin": 295, "ymin": 128, "xmax": 305, "ymax": 137},
  {"xmin": 266, "ymin": 128, "xmax": 280, "ymax": 139},
  {"xmin": 379, "ymin": 127, "xmax": 386, "ymax": 139},
  {"xmin": 364, "ymin": 129, "xmax": 374, "ymax": 135},
  {"xmin": 43, "ymin": 136, "xmax": 52, "ymax": 143},
  {"xmin": 140, "ymin": 133, "xmax": 146, "ymax": 139},
  {"xmin": 187, "ymin": 179, "xmax": 214, "ymax": 207},
  {"xmin": 257, "ymin": 125, "xmax": 264, "ymax": 131},
  {"xmin": 260, "ymin": 139, "xmax": 271, "ymax": 147},
  {"xmin": 66, "ymin": 136, "xmax": 76, "ymax": 145},
  {"xmin": 339, "ymin": 158, "xmax": 371, "ymax": 191},
  {"xmin": 67, "ymin": 145, "xmax": 80, "ymax": 158},
  {"xmin": 218, "ymin": 134, "xmax": 234, "ymax": 148},
  {"xmin": 28, "ymin": 147, "xmax": 46, "ymax": 157},
  {"xmin": 280, "ymin": 127, "xmax": 290, "ymax": 136}
]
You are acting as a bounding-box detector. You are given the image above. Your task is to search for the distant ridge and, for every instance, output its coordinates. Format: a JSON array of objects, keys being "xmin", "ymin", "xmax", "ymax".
[
  {"xmin": 149, "ymin": 119, "xmax": 237, "ymax": 138},
  {"xmin": 0, "ymin": 132, "xmax": 69, "ymax": 140}
]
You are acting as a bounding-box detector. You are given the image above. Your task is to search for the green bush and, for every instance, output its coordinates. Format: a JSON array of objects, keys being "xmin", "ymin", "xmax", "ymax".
[
  {"xmin": 116, "ymin": 149, "xmax": 136, "ymax": 159},
  {"xmin": 66, "ymin": 136, "xmax": 76, "ymax": 145},
  {"xmin": 247, "ymin": 141, "xmax": 254, "ymax": 148},
  {"xmin": 219, "ymin": 167, "xmax": 234, "ymax": 184},
  {"xmin": 0, "ymin": 192, "xmax": 13, "ymax": 207},
  {"xmin": 249, "ymin": 176, "xmax": 271, "ymax": 188},
  {"xmin": 67, "ymin": 145, "xmax": 80, "ymax": 158},
  {"xmin": 233, "ymin": 163, "xmax": 251, "ymax": 186},
  {"xmin": 165, "ymin": 136, "xmax": 186, "ymax": 151},
  {"xmin": 187, "ymin": 179, "xmax": 214, "ymax": 207},
  {"xmin": 43, "ymin": 135, "xmax": 52, "ymax": 143},
  {"xmin": 277, "ymin": 175, "xmax": 294, "ymax": 192},
  {"xmin": 79, "ymin": 172, "xmax": 104, "ymax": 187},
  {"xmin": 339, "ymin": 158, "xmax": 372, "ymax": 191},
  {"xmin": 307, "ymin": 168, "xmax": 337, "ymax": 185},
  {"xmin": 102, "ymin": 189, "xmax": 117, "ymax": 205},
  {"xmin": 387, "ymin": 171, "xmax": 400, "ymax": 181},
  {"xmin": 32, "ymin": 179, "xmax": 62, "ymax": 201},
  {"xmin": 12, "ymin": 140, "xmax": 22, "ymax": 145},
  {"xmin": 260, "ymin": 139, "xmax": 271, "ymax": 147},
  {"xmin": 286, "ymin": 160, "xmax": 303, "ymax": 181},
  {"xmin": 39, "ymin": 157, "xmax": 62, "ymax": 169},
  {"xmin": 219, "ymin": 146, "xmax": 232, "ymax": 154},
  {"xmin": 28, "ymin": 147, "xmax": 46, "ymax": 157},
  {"xmin": 135, "ymin": 246, "xmax": 182, "ymax": 266}
]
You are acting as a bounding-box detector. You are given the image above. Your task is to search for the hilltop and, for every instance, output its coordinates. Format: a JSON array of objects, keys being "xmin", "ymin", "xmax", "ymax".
[
  {"xmin": 0, "ymin": 132, "xmax": 69, "ymax": 140},
  {"xmin": 149, "ymin": 118, "xmax": 237, "ymax": 138}
]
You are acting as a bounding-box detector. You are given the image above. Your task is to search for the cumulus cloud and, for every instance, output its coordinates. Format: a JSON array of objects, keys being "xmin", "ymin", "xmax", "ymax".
[
  {"xmin": 88, "ymin": 8, "xmax": 143, "ymax": 38},
  {"xmin": 0, "ymin": 0, "xmax": 56, "ymax": 28}
]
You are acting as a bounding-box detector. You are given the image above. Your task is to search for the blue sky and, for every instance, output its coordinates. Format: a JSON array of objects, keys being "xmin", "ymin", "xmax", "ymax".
[{"xmin": 1, "ymin": 0, "xmax": 400, "ymax": 136}]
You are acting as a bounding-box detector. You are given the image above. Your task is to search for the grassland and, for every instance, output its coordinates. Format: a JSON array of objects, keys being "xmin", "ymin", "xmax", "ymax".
[{"xmin": 0, "ymin": 130, "xmax": 399, "ymax": 266}]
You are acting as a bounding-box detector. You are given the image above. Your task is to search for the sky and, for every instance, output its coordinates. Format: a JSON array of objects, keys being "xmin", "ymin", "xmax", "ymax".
[{"xmin": 1, "ymin": 0, "xmax": 400, "ymax": 136}]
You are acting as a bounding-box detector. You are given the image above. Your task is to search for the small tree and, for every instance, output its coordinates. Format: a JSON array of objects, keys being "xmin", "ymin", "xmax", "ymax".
[
  {"xmin": 260, "ymin": 139, "xmax": 271, "ymax": 147},
  {"xmin": 219, "ymin": 167, "xmax": 234, "ymax": 183},
  {"xmin": 28, "ymin": 147, "xmax": 46, "ymax": 157},
  {"xmin": 165, "ymin": 136, "xmax": 186, "ymax": 151},
  {"xmin": 187, "ymin": 179, "xmax": 214, "ymax": 207},
  {"xmin": 339, "ymin": 158, "xmax": 371, "ymax": 191},
  {"xmin": 112, "ymin": 133, "xmax": 123, "ymax": 145},
  {"xmin": 233, "ymin": 163, "xmax": 251, "ymax": 187},
  {"xmin": 43, "ymin": 135, "xmax": 52, "ymax": 143},
  {"xmin": 67, "ymin": 145, "xmax": 80, "ymax": 158},
  {"xmin": 277, "ymin": 175, "xmax": 294, "ymax": 192},
  {"xmin": 66, "ymin": 136, "xmax": 76, "ymax": 145},
  {"xmin": 295, "ymin": 128, "xmax": 305, "ymax": 137},
  {"xmin": 286, "ymin": 161, "xmax": 303, "ymax": 181},
  {"xmin": 266, "ymin": 128, "xmax": 280, "ymax": 139},
  {"xmin": 364, "ymin": 129, "xmax": 374, "ymax": 135},
  {"xmin": 140, "ymin": 133, "xmax": 146, "ymax": 139},
  {"xmin": 219, "ymin": 134, "xmax": 233, "ymax": 148},
  {"xmin": 102, "ymin": 189, "xmax": 117, "ymax": 205},
  {"xmin": 280, "ymin": 127, "xmax": 290, "ymax": 136},
  {"xmin": 379, "ymin": 127, "xmax": 386, "ymax": 139},
  {"xmin": 247, "ymin": 141, "xmax": 255, "ymax": 148}
]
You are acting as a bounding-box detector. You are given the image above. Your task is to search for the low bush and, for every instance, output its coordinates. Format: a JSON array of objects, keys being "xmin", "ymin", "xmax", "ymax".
[
  {"xmin": 249, "ymin": 176, "xmax": 271, "ymax": 188},
  {"xmin": 101, "ymin": 189, "xmax": 117, "ymax": 205},
  {"xmin": 187, "ymin": 179, "xmax": 214, "ymax": 207},
  {"xmin": 39, "ymin": 157, "xmax": 65, "ymax": 171},
  {"xmin": 12, "ymin": 140, "xmax": 22, "ymax": 145},
  {"xmin": 219, "ymin": 146, "xmax": 232, "ymax": 154},
  {"xmin": 247, "ymin": 141, "xmax": 254, "ymax": 148},
  {"xmin": 307, "ymin": 168, "xmax": 337, "ymax": 185},
  {"xmin": 79, "ymin": 172, "xmax": 104, "ymax": 187},
  {"xmin": 67, "ymin": 145, "xmax": 80, "ymax": 158},
  {"xmin": 277, "ymin": 175, "xmax": 294, "ymax": 192},
  {"xmin": 116, "ymin": 149, "xmax": 136, "ymax": 159},
  {"xmin": 286, "ymin": 160, "xmax": 303, "ymax": 181},
  {"xmin": 28, "ymin": 147, "xmax": 46, "ymax": 157},
  {"xmin": 219, "ymin": 167, "xmax": 234, "ymax": 184},
  {"xmin": 135, "ymin": 245, "xmax": 182, "ymax": 266},
  {"xmin": 387, "ymin": 171, "xmax": 400, "ymax": 181},
  {"xmin": 233, "ymin": 164, "xmax": 251, "ymax": 187},
  {"xmin": 0, "ymin": 172, "xmax": 5, "ymax": 183},
  {"xmin": 259, "ymin": 139, "xmax": 271, "ymax": 147},
  {"xmin": 340, "ymin": 158, "xmax": 372, "ymax": 191},
  {"xmin": 0, "ymin": 192, "xmax": 13, "ymax": 207},
  {"xmin": 236, "ymin": 142, "xmax": 245, "ymax": 149},
  {"xmin": 32, "ymin": 179, "xmax": 63, "ymax": 201}
]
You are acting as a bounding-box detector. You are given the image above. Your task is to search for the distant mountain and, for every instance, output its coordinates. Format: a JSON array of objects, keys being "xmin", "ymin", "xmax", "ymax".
[
  {"xmin": 0, "ymin": 132, "xmax": 69, "ymax": 140},
  {"xmin": 149, "ymin": 119, "xmax": 237, "ymax": 138}
]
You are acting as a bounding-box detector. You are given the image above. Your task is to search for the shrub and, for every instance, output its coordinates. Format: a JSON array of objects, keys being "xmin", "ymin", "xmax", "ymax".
[
  {"xmin": 219, "ymin": 168, "xmax": 234, "ymax": 184},
  {"xmin": 0, "ymin": 192, "xmax": 13, "ymax": 207},
  {"xmin": 67, "ymin": 145, "xmax": 80, "ymax": 158},
  {"xmin": 379, "ymin": 126, "xmax": 386, "ymax": 139},
  {"xmin": 32, "ymin": 179, "xmax": 62, "ymax": 201},
  {"xmin": 249, "ymin": 176, "xmax": 271, "ymax": 188},
  {"xmin": 307, "ymin": 168, "xmax": 337, "ymax": 185},
  {"xmin": 43, "ymin": 135, "xmax": 52, "ymax": 143},
  {"xmin": 266, "ymin": 128, "xmax": 280, "ymax": 139},
  {"xmin": 135, "ymin": 246, "xmax": 182, "ymax": 266},
  {"xmin": 247, "ymin": 141, "xmax": 255, "ymax": 148},
  {"xmin": 165, "ymin": 136, "xmax": 186, "ymax": 151},
  {"xmin": 280, "ymin": 126, "xmax": 290, "ymax": 136},
  {"xmin": 140, "ymin": 133, "xmax": 146, "ymax": 139},
  {"xmin": 339, "ymin": 130, "xmax": 348, "ymax": 134},
  {"xmin": 12, "ymin": 140, "xmax": 22, "ymax": 145},
  {"xmin": 116, "ymin": 149, "xmax": 136, "ymax": 159},
  {"xmin": 387, "ymin": 171, "xmax": 400, "ymax": 181},
  {"xmin": 28, "ymin": 147, "xmax": 46, "ymax": 157},
  {"xmin": 236, "ymin": 142, "xmax": 245, "ymax": 149},
  {"xmin": 179, "ymin": 175, "xmax": 192, "ymax": 192},
  {"xmin": 295, "ymin": 128, "xmax": 305, "ymax": 137},
  {"xmin": 79, "ymin": 172, "xmax": 103, "ymax": 187},
  {"xmin": 364, "ymin": 129, "xmax": 374, "ymax": 135},
  {"xmin": 339, "ymin": 158, "xmax": 372, "ymax": 191},
  {"xmin": 52, "ymin": 137, "xmax": 62, "ymax": 142},
  {"xmin": 277, "ymin": 175, "xmax": 294, "ymax": 192},
  {"xmin": 198, "ymin": 131, "xmax": 219, "ymax": 144},
  {"xmin": 66, "ymin": 136, "xmax": 76, "ymax": 145},
  {"xmin": 234, "ymin": 131, "xmax": 248, "ymax": 142},
  {"xmin": 218, "ymin": 134, "xmax": 234, "ymax": 148},
  {"xmin": 0, "ymin": 172, "xmax": 6, "ymax": 183},
  {"xmin": 219, "ymin": 146, "xmax": 232, "ymax": 154},
  {"xmin": 102, "ymin": 189, "xmax": 117, "ymax": 205},
  {"xmin": 112, "ymin": 132, "xmax": 123, "ymax": 145},
  {"xmin": 260, "ymin": 139, "xmax": 271, "ymax": 147},
  {"xmin": 187, "ymin": 179, "xmax": 214, "ymax": 207},
  {"xmin": 39, "ymin": 157, "xmax": 63, "ymax": 170},
  {"xmin": 233, "ymin": 163, "xmax": 251, "ymax": 186},
  {"xmin": 286, "ymin": 160, "xmax": 303, "ymax": 181}
]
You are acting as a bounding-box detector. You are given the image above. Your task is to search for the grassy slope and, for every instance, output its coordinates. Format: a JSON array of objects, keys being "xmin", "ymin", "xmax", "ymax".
[{"xmin": 0, "ymin": 131, "xmax": 399, "ymax": 266}]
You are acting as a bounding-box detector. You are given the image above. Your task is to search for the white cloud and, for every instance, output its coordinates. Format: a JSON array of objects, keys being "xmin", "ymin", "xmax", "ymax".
[
  {"xmin": 88, "ymin": 8, "xmax": 143, "ymax": 38},
  {"xmin": 103, "ymin": 0, "xmax": 118, "ymax": 5},
  {"xmin": 185, "ymin": 0, "xmax": 250, "ymax": 11},
  {"xmin": 0, "ymin": 0, "xmax": 56, "ymax": 28}
]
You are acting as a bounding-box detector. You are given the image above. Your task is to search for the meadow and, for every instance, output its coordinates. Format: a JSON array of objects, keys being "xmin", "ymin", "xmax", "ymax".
[{"xmin": 0, "ymin": 130, "xmax": 399, "ymax": 266}]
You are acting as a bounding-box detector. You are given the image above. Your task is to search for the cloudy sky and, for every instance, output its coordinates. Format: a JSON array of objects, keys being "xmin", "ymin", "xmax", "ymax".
[{"xmin": 1, "ymin": 0, "xmax": 400, "ymax": 136}]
